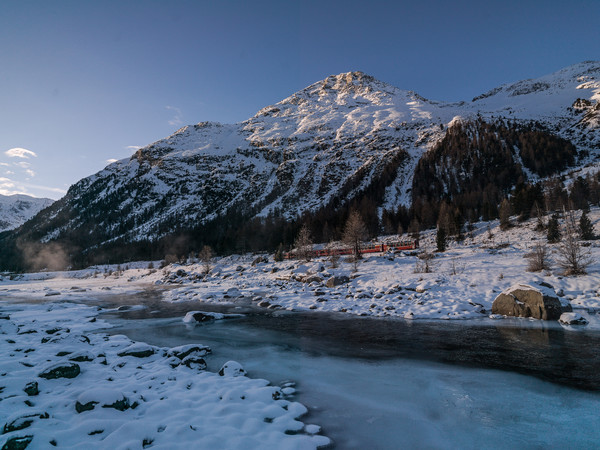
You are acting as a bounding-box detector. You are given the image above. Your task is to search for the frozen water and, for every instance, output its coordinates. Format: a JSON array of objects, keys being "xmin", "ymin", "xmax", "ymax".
[{"xmin": 109, "ymin": 313, "xmax": 600, "ymax": 449}]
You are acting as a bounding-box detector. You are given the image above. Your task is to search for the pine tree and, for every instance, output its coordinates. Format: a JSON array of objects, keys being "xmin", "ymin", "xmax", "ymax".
[
  {"xmin": 547, "ymin": 213, "xmax": 561, "ymax": 243},
  {"xmin": 499, "ymin": 198, "xmax": 511, "ymax": 230},
  {"xmin": 579, "ymin": 210, "xmax": 595, "ymax": 240},
  {"xmin": 436, "ymin": 225, "xmax": 447, "ymax": 252}
]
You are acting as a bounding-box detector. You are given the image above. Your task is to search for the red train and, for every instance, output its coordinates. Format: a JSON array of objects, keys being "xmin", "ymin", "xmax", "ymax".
[{"xmin": 285, "ymin": 240, "xmax": 418, "ymax": 259}]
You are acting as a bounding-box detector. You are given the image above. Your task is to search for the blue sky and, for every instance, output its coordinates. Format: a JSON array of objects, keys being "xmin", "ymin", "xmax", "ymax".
[{"xmin": 1, "ymin": 0, "xmax": 599, "ymax": 199}]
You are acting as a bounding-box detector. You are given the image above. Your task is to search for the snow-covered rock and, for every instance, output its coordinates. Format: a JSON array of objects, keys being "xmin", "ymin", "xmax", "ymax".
[
  {"xmin": 182, "ymin": 311, "xmax": 243, "ymax": 323},
  {"xmin": 559, "ymin": 312, "xmax": 589, "ymax": 325},
  {"xmin": 218, "ymin": 361, "xmax": 247, "ymax": 377}
]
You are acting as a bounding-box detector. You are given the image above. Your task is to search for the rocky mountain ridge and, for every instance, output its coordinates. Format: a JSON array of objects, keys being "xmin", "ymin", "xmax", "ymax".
[
  {"xmin": 2, "ymin": 61, "xmax": 599, "ymax": 269},
  {"xmin": 0, "ymin": 193, "xmax": 53, "ymax": 232}
]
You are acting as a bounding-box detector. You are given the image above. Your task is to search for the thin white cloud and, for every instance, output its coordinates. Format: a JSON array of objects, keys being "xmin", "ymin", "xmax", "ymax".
[
  {"xmin": 106, "ymin": 159, "xmax": 118, "ymax": 164},
  {"xmin": 0, "ymin": 177, "xmax": 18, "ymax": 195},
  {"xmin": 15, "ymin": 161, "xmax": 32, "ymax": 169},
  {"xmin": 24, "ymin": 183, "xmax": 67, "ymax": 195},
  {"xmin": 0, "ymin": 176, "xmax": 66, "ymax": 197},
  {"xmin": 0, "ymin": 162, "xmax": 9, "ymax": 167},
  {"xmin": 126, "ymin": 145, "xmax": 141, "ymax": 151},
  {"xmin": 25, "ymin": 169, "xmax": 36, "ymax": 178},
  {"xmin": 166, "ymin": 106, "xmax": 183, "ymax": 127},
  {"xmin": 5, "ymin": 147, "xmax": 37, "ymax": 159}
]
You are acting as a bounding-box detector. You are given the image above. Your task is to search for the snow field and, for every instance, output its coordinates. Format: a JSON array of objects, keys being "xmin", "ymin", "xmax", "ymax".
[{"xmin": 0, "ymin": 302, "xmax": 330, "ymax": 449}]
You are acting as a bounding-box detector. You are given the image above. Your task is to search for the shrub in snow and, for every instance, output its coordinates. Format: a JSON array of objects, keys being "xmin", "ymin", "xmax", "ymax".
[{"xmin": 524, "ymin": 243, "xmax": 552, "ymax": 272}]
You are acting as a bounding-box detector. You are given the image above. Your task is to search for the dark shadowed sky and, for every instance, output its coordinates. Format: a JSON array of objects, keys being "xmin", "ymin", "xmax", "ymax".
[{"xmin": 1, "ymin": 0, "xmax": 599, "ymax": 198}]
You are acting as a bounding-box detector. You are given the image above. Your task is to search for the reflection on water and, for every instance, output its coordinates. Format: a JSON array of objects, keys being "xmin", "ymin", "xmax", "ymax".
[
  {"xmin": 103, "ymin": 303, "xmax": 600, "ymax": 449},
  {"xmin": 98, "ymin": 290, "xmax": 600, "ymax": 391}
]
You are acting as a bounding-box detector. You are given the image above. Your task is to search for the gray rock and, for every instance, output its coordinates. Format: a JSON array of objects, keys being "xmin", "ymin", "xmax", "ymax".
[
  {"xmin": 326, "ymin": 275, "xmax": 349, "ymax": 288},
  {"xmin": 2, "ymin": 435, "xmax": 33, "ymax": 449},
  {"xmin": 492, "ymin": 283, "xmax": 566, "ymax": 320},
  {"xmin": 168, "ymin": 344, "xmax": 211, "ymax": 360},
  {"xmin": 117, "ymin": 344, "xmax": 156, "ymax": 358},
  {"xmin": 23, "ymin": 382, "xmax": 39, "ymax": 397},
  {"xmin": 251, "ymin": 256, "xmax": 268, "ymax": 266},
  {"xmin": 303, "ymin": 275, "xmax": 323, "ymax": 284},
  {"xmin": 38, "ymin": 362, "xmax": 80, "ymax": 379},
  {"xmin": 188, "ymin": 312, "xmax": 218, "ymax": 322},
  {"xmin": 181, "ymin": 355, "xmax": 207, "ymax": 370},
  {"xmin": 559, "ymin": 312, "xmax": 589, "ymax": 325},
  {"xmin": 3, "ymin": 412, "xmax": 48, "ymax": 434}
]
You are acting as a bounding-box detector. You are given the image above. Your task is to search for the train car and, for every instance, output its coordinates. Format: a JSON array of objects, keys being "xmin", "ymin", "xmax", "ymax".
[{"xmin": 284, "ymin": 239, "xmax": 418, "ymax": 259}]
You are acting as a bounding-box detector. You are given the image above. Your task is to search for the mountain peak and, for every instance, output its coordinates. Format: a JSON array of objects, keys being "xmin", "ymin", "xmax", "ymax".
[{"xmin": 472, "ymin": 61, "xmax": 600, "ymax": 103}]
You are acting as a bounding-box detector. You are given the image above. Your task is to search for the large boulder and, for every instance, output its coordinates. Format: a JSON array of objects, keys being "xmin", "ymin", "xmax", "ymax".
[{"xmin": 492, "ymin": 283, "xmax": 568, "ymax": 320}]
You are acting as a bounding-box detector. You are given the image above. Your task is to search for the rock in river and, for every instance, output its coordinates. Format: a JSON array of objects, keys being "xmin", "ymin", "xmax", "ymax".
[{"xmin": 559, "ymin": 312, "xmax": 589, "ymax": 325}]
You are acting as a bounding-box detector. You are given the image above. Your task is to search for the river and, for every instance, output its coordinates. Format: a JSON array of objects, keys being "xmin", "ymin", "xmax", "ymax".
[{"xmin": 97, "ymin": 292, "xmax": 600, "ymax": 449}]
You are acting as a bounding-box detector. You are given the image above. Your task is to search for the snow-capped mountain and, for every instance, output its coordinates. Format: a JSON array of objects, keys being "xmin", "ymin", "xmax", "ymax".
[
  {"xmin": 0, "ymin": 193, "xmax": 54, "ymax": 232},
  {"xmin": 3, "ymin": 61, "xmax": 600, "ymax": 267}
]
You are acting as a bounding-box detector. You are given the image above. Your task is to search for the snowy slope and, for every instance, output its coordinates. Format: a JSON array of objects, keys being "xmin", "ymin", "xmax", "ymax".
[
  {"xmin": 11, "ymin": 62, "xmax": 600, "ymax": 249},
  {"xmin": 0, "ymin": 193, "xmax": 54, "ymax": 232}
]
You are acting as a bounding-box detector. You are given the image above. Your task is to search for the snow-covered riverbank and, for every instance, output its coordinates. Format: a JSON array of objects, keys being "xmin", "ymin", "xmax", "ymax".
[
  {"xmin": 0, "ymin": 302, "xmax": 330, "ymax": 449},
  {"xmin": 3, "ymin": 215, "xmax": 600, "ymax": 322}
]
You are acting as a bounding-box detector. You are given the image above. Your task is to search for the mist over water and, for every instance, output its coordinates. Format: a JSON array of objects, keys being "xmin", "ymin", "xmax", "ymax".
[{"xmin": 102, "ymin": 299, "xmax": 600, "ymax": 449}]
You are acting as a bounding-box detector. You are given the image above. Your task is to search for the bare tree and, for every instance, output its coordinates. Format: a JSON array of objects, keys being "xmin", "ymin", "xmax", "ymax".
[
  {"xmin": 524, "ymin": 243, "xmax": 552, "ymax": 272},
  {"xmin": 326, "ymin": 240, "xmax": 340, "ymax": 268},
  {"xmin": 448, "ymin": 257, "xmax": 465, "ymax": 276},
  {"xmin": 199, "ymin": 245, "xmax": 214, "ymax": 275},
  {"xmin": 414, "ymin": 247, "xmax": 436, "ymax": 273},
  {"xmin": 557, "ymin": 209, "xmax": 594, "ymax": 275},
  {"xmin": 294, "ymin": 223, "xmax": 313, "ymax": 261},
  {"xmin": 343, "ymin": 210, "xmax": 368, "ymax": 261},
  {"xmin": 532, "ymin": 201, "xmax": 546, "ymax": 231}
]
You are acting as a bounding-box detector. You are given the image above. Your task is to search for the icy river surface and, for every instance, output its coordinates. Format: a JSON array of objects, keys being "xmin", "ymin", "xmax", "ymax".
[{"xmin": 101, "ymin": 295, "xmax": 600, "ymax": 449}]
